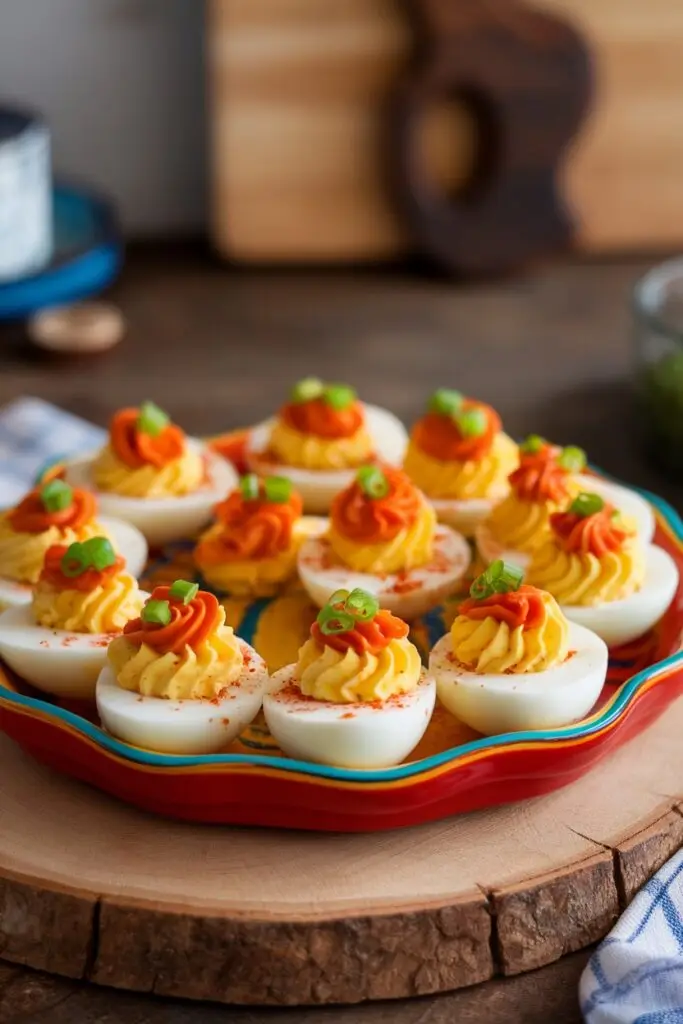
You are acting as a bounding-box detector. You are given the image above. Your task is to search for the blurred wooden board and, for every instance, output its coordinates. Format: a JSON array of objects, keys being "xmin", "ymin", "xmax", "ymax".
[
  {"xmin": 2, "ymin": 695, "xmax": 683, "ymax": 1005},
  {"xmin": 208, "ymin": 0, "xmax": 683, "ymax": 261}
]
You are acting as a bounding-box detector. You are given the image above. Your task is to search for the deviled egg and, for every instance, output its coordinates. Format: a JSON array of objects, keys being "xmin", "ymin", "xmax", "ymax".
[
  {"xmin": 476, "ymin": 436, "xmax": 654, "ymax": 572},
  {"xmin": 403, "ymin": 389, "xmax": 519, "ymax": 536},
  {"xmin": 65, "ymin": 402, "xmax": 237, "ymax": 546},
  {"xmin": 298, "ymin": 465, "xmax": 471, "ymax": 620},
  {"xmin": 429, "ymin": 560, "xmax": 609, "ymax": 735},
  {"xmin": 96, "ymin": 581, "xmax": 269, "ymax": 753},
  {"xmin": 526, "ymin": 492, "xmax": 678, "ymax": 647},
  {"xmin": 246, "ymin": 378, "xmax": 408, "ymax": 513},
  {"xmin": 0, "ymin": 537, "xmax": 146, "ymax": 698},
  {"xmin": 0, "ymin": 479, "xmax": 147, "ymax": 610},
  {"xmin": 194, "ymin": 474, "xmax": 325, "ymax": 597},
  {"xmin": 263, "ymin": 588, "xmax": 435, "ymax": 768}
]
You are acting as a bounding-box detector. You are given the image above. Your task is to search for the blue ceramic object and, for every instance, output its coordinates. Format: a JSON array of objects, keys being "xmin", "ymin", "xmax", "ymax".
[{"xmin": 0, "ymin": 183, "xmax": 122, "ymax": 320}]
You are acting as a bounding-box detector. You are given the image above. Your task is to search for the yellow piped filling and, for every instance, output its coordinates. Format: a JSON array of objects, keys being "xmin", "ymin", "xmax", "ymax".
[
  {"xmin": 526, "ymin": 540, "xmax": 646, "ymax": 606},
  {"xmin": 296, "ymin": 636, "xmax": 421, "ymax": 703},
  {"xmin": 32, "ymin": 573, "xmax": 144, "ymax": 633},
  {"xmin": 328, "ymin": 501, "xmax": 436, "ymax": 574},
  {"xmin": 450, "ymin": 593, "xmax": 569, "ymax": 674},
  {"xmin": 404, "ymin": 432, "xmax": 518, "ymax": 500},
  {"xmin": 268, "ymin": 419, "xmax": 373, "ymax": 470},
  {"xmin": 93, "ymin": 445, "xmax": 204, "ymax": 498},
  {"xmin": 107, "ymin": 606, "xmax": 243, "ymax": 699}
]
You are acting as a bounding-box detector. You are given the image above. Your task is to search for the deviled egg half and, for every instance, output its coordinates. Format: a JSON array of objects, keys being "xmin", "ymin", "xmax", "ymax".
[
  {"xmin": 476, "ymin": 435, "xmax": 654, "ymax": 572},
  {"xmin": 96, "ymin": 581, "xmax": 269, "ymax": 754},
  {"xmin": 263, "ymin": 588, "xmax": 436, "ymax": 768},
  {"xmin": 0, "ymin": 479, "xmax": 147, "ymax": 611},
  {"xmin": 246, "ymin": 378, "xmax": 408, "ymax": 513},
  {"xmin": 65, "ymin": 402, "xmax": 237, "ymax": 547},
  {"xmin": 194, "ymin": 474, "xmax": 326, "ymax": 598},
  {"xmin": 403, "ymin": 389, "xmax": 519, "ymax": 536},
  {"xmin": 429, "ymin": 560, "xmax": 609, "ymax": 735},
  {"xmin": 0, "ymin": 537, "xmax": 146, "ymax": 698},
  {"xmin": 525, "ymin": 492, "xmax": 678, "ymax": 648},
  {"xmin": 298, "ymin": 465, "xmax": 471, "ymax": 620}
]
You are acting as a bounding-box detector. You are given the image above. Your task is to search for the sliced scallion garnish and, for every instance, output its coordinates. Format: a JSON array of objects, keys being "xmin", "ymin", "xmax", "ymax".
[
  {"xmin": 356, "ymin": 465, "xmax": 389, "ymax": 499},
  {"xmin": 557, "ymin": 446, "xmax": 587, "ymax": 472},
  {"xmin": 317, "ymin": 605, "xmax": 356, "ymax": 635},
  {"xmin": 520, "ymin": 434, "xmax": 545, "ymax": 455},
  {"xmin": 428, "ymin": 389, "xmax": 463, "ymax": 416},
  {"xmin": 469, "ymin": 559, "xmax": 524, "ymax": 600},
  {"xmin": 344, "ymin": 588, "xmax": 380, "ymax": 622},
  {"xmin": 40, "ymin": 479, "xmax": 73, "ymax": 513},
  {"xmin": 239, "ymin": 474, "xmax": 260, "ymax": 502},
  {"xmin": 137, "ymin": 401, "xmax": 170, "ymax": 437},
  {"xmin": 142, "ymin": 599, "xmax": 172, "ymax": 626},
  {"xmin": 169, "ymin": 580, "xmax": 199, "ymax": 604},
  {"xmin": 569, "ymin": 492, "xmax": 605, "ymax": 518},
  {"xmin": 264, "ymin": 476, "xmax": 292, "ymax": 503},
  {"xmin": 291, "ymin": 378, "xmax": 324, "ymax": 403},
  {"xmin": 455, "ymin": 408, "xmax": 487, "ymax": 438},
  {"xmin": 323, "ymin": 384, "xmax": 356, "ymax": 410}
]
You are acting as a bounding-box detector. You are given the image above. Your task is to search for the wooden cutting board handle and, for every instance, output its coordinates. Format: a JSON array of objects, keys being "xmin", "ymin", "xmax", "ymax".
[{"xmin": 391, "ymin": 0, "xmax": 593, "ymax": 274}]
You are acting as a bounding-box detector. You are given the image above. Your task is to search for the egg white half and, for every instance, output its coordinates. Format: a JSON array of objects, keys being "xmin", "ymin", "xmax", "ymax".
[
  {"xmin": 429, "ymin": 496, "xmax": 503, "ymax": 540},
  {"xmin": 96, "ymin": 641, "xmax": 270, "ymax": 754},
  {"xmin": 0, "ymin": 602, "xmax": 150, "ymax": 699},
  {"xmin": 65, "ymin": 441, "xmax": 238, "ymax": 547},
  {"xmin": 576, "ymin": 475, "xmax": 655, "ymax": 542},
  {"xmin": 429, "ymin": 622, "xmax": 608, "ymax": 736},
  {"xmin": 246, "ymin": 404, "xmax": 409, "ymax": 514},
  {"xmin": 559, "ymin": 543, "xmax": 679, "ymax": 648},
  {"xmin": 263, "ymin": 666, "xmax": 436, "ymax": 768},
  {"xmin": 297, "ymin": 524, "xmax": 471, "ymax": 620}
]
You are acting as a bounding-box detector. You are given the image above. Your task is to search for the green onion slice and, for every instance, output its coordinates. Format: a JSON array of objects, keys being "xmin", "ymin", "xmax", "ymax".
[
  {"xmin": 557, "ymin": 446, "xmax": 587, "ymax": 472},
  {"xmin": 240, "ymin": 474, "xmax": 260, "ymax": 502},
  {"xmin": 317, "ymin": 605, "xmax": 356, "ymax": 635},
  {"xmin": 569, "ymin": 492, "xmax": 605, "ymax": 518},
  {"xmin": 142, "ymin": 599, "xmax": 172, "ymax": 626},
  {"xmin": 40, "ymin": 479, "xmax": 73, "ymax": 513},
  {"xmin": 169, "ymin": 580, "xmax": 199, "ymax": 604},
  {"xmin": 264, "ymin": 476, "xmax": 292, "ymax": 503},
  {"xmin": 60, "ymin": 542, "xmax": 87, "ymax": 577},
  {"xmin": 428, "ymin": 389, "xmax": 463, "ymax": 416},
  {"xmin": 328, "ymin": 589, "xmax": 350, "ymax": 608},
  {"xmin": 323, "ymin": 384, "xmax": 356, "ymax": 410},
  {"xmin": 469, "ymin": 559, "xmax": 524, "ymax": 600},
  {"xmin": 356, "ymin": 465, "xmax": 390, "ymax": 499},
  {"xmin": 456, "ymin": 408, "xmax": 487, "ymax": 438},
  {"xmin": 137, "ymin": 401, "xmax": 170, "ymax": 437},
  {"xmin": 291, "ymin": 377, "xmax": 324, "ymax": 403},
  {"xmin": 520, "ymin": 434, "xmax": 545, "ymax": 455},
  {"xmin": 60, "ymin": 537, "xmax": 116, "ymax": 576},
  {"xmin": 344, "ymin": 588, "xmax": 380, "ymax": 621},
  {"xmin": 81, "ymin": 537, "xmax": 117, "ymax": 571}
]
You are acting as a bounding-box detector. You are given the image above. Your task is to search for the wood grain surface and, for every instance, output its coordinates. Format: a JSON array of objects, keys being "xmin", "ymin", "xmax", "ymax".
[
  {"xmin": 0, "ymin": 244, "xmax": 681, "ymax": 1021},
  {"xmin": 209, "ymin": 0, "xmax": 683, "ymax": 262}
]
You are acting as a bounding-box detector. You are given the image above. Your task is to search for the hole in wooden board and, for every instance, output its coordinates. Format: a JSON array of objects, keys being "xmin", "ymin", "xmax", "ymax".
[{"xmin": 417, "ymin": 90, "xmax": 499, "ymax": 201}]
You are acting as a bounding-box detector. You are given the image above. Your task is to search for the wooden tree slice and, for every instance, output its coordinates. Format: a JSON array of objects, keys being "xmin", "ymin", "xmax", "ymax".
[{"xmin": 1, "ymin": 697, "xmax": 683, "ymax": 1005}]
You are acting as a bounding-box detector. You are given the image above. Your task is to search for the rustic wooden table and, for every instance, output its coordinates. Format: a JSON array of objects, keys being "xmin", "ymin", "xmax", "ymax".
[{"xmin": 0, "ymin": 245, "xmax": 678, "ymax": 1023}]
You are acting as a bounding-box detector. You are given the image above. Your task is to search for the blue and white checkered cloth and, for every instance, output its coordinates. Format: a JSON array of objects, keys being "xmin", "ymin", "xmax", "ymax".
[
  {"xmin": 0, "ymin": 396, "xmax": 105, "ymax": 503},
  {"xmin": 581, "ymin": 849, "xmax": 683, "ymax": 1022},
  {"xmin": 0, "ymin": 398, "xmax": 682, "ymax": 1022}
]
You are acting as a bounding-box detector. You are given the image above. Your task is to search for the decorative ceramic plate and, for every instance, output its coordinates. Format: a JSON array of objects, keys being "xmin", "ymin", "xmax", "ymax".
[{"xmin": 0, "ymin": 434, "xmax": 682, "ymax": 832}]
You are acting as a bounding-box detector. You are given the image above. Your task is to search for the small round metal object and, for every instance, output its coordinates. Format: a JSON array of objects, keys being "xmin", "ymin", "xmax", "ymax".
[{"xmin": 28, "ymin": 301, "xmax": 125, "ymax": 353}]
